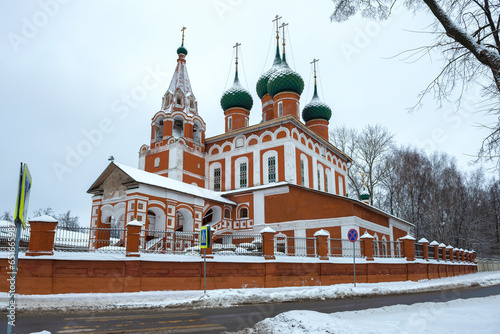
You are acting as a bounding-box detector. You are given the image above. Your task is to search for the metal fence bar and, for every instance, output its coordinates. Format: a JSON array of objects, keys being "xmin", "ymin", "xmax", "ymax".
[
  {"xmin": 212, "ymin": 234, "xmax": 262, "ymax": 256},
  {"xmin": 328, "ymin": 238, "xmax": 362, "ymax": 258},
  {"xmin": 0, "ymin": 226, "xmax": 30, "ymax": 252},
  {"xmin": 275, "ymin": 236, "xmax": 316, "ymax": 257}
]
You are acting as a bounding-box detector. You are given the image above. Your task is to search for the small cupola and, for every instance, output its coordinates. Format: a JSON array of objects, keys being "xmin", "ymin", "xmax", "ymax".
[
  {"xmin": 360, "ymin": 173, "xmax": 370, "ymax": 205},
  {"xmin": 302, "ymin": 59, "xmax": 331, "ymax": 140},
  {"xmin": 221, "ymin": 43, "xmax": 252, "ymax": 132}
]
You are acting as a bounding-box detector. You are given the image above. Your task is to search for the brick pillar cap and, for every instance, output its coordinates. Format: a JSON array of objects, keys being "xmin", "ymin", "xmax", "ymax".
[
  {"xmin": 453, "ymin": 247, "xmax": 459, "ymax": 251},
  {"xmin": 400, "ymin": 234, "xmax": 416, "ymax": 241},
  {"xmin": 464, "ymin": 249, "xmax": 469, "ymax": 253},
  {"xmin": 446, "ymin": 244, "xmax": 453, "ymax": 249},
  {"xmin": 429, "ymin": 240, "xmax": 439, "ymax": 246},
  {"xmin": 459, "ymin": 248, "xmax": 465, "ymax": 251},
  {"xmin": 126, "ymin": 220, "xmax": 144, "ymax": 227},
  {"xmin": 314, "ymin": 229, "xmax": 329, "ymax": 237},
  {"xmin": 30, "ymin": 215, "xmax": 57, "ymax": 223},
  {"xmin": 360, "ymin": 232, "xmax": 374, "ymax": 239},
  {"xmin": 418, "ymin": 238, "xmax": 429, "ymax": 243},
  {"xmin": 260, "ymin": 226, "xmax": 276, "ymax": 233}
]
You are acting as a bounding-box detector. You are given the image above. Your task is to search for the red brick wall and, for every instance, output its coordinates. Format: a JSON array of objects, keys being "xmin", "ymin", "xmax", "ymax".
[{"xmin": 0, "ymin": 258, "xmax": 477, "ymax": 295}]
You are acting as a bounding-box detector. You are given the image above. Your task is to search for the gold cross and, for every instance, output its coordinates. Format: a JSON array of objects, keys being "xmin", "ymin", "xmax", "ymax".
[
  {"xmin": 272, "ymin": 15, "xmax": 282, "ymax": 40},
  {"xmin": 233, "ymin": 42, "xmax": 241, "ymax": 69},
  {"xmin": 181, "ymin": 27, "xmax": 187, "ymax": 44}
]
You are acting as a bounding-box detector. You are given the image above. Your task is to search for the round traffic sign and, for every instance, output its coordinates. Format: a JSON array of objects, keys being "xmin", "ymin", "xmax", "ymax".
[{"xmin": 347, "ymin": 229, "xmax": 358, "ymax": 242}]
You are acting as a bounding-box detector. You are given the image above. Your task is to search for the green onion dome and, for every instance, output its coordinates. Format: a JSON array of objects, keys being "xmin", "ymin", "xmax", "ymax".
[
  {"xmin": 302, "ymin": 86, "xmax": 332, "ymax": 122},
  {"xmin": 221, "ymin": 72, "xmax": 253, "ymax": 111},
  {"xmin": 177, "ymin": 44, "xmax": 188, "ymax": 56},
  {"xmin": 256, "ymin": 46, "xmax": 282, "ymax": 99},
  {"xmin": 360, "ymin": 185, "xmax": 370, "ymax": 201},
  {"xmin": 267, "ymin": 56, "xmax": 304, "ymax": 98}
]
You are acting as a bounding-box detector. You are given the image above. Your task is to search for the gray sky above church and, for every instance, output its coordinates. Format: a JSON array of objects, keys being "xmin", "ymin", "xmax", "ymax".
[{"xmin": 0, "ymin": 0, "xmax": 495, "ymax": 225}]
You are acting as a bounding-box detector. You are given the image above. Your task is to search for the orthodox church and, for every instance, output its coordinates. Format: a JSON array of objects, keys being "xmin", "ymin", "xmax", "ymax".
[{"xmin": 87, "ymin": 22, "xmax": 412, "ymax": 248}]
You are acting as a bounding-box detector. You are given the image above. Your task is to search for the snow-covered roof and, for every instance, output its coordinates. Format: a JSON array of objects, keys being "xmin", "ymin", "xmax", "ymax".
[{"xmin": 89, "ymin": 163, "xmax": 235, "ymax": 206}]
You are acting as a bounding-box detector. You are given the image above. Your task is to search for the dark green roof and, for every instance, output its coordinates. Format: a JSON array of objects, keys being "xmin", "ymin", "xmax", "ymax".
[
  {"xmin": 267, "ymin": 59, "xmax": 304, "ymax": 98},
  {"xmin": 256, "ymin": 46, "xmax": 282, "ymax": 99},
  {"xmin": 302, "ymin": 87, "xmax": 331, "ymax": 122},
  {"xmin": 177, "ymin": 44, "xmax": 188, "ymax": 55},
  {"xmin": 221, "ymin": 72, "xmax": 253, "ymax": 111}
]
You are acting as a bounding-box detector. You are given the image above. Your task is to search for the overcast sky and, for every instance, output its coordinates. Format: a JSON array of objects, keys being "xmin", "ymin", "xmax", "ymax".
[{"xmin": 1, "ymin": 0, "xmax": 496, "ymax": 226}]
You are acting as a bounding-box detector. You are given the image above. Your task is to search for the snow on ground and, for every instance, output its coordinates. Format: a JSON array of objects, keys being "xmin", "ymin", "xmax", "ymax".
[
  {"xmin": 236, "ymin": 295, "xmax": 500, "ymax": 333},
  {"xmin": 1, "ymin": 271, "xmax": 499, "ymax": 314}
]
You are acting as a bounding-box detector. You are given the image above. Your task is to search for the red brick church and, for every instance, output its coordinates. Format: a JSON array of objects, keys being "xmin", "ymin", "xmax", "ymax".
[{"xmin": 87, "ymin": 23, "xmax": 412, "ymax": 251}]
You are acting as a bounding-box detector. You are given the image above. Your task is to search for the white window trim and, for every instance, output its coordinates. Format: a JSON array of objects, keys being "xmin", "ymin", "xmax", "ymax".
[
  {"xmin": 338, "ymin": 175, "xmax": 344, "ymax": 196},
  {"xmin": 278, "ymin": 101, "xmax": 283, "ymax": 117},
  {"xmin": 228, "ymin": 116, "xmax": 233, "ymax": 130},
  {"xmin": 262, "ymin": 150, "xmax": 279, "ymax": 185},
  {"xmin": 235, "ymin": 156, "xmax": 249, "ymax": 189},
  {"xmin": 209, "ymin": 162, "xmax": 222, "ymax": 191},
  {"xmin": 300, "ymin": 154, "xmax": 309, "ymax": 188},
  {"xmin": 317, "ymin": 164, "xmax": 324, "ymax": 191}
]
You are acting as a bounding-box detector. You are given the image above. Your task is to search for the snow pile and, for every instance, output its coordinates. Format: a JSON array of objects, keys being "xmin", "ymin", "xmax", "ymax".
[
  {"xmin": 237, "ymin": 295, "xmax": 500, "ymax": 333},
  {"xmin": 1, "ymin": 271, "xmax": 499, "ymax": 313}
]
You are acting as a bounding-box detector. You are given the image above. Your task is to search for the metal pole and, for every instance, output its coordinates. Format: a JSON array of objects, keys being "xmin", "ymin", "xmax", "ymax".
[
  {"xmin": 203, "ymin": 248, "xmax": 206, "ymax": 294},
  {"xmin": 353, "ymin": 241, "xmax": 356, "ymax": 287},
  {"xmin": 7, "ymin": 218, "xmax": 22, "ymax": 334}
]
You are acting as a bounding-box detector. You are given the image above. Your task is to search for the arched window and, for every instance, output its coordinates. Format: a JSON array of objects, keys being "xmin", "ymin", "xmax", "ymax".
[
  {"xmin": 172, "ymin": 116, "xmax": 184, "ymax": 137},
  {"xmin": 154, "ymin": 157, "xmax": 160, "ymax": 168},
  {"xmin": 224, "ymin": 208, "xmax": 231, "ymax": 219},
  {"xmin": 235, "ymin": 157, "xmax": 249, "ymax": 189},
  {"xmin": 193, "ymin": 120, "xmax": 202, "ymax": 144},
  {"xmin": 155, "ymin": 117, "xmax": 164, "ymax": 142},
  {"xmin": 317, "ymin": 164, "xmax": 324, "ymax": 191},
  {"xmin": 228, "ymin": 116, "xmax": 233, "ymax": 131},
  {"xmin": 263, "ymin": 150, "xmax": 278, "ymax": 184},
  {"xmin": 300, "ymin": 154, "xmax": 309, "ymax": 187},
  {"xmin": 338, "ymin": 176, "xmax": 344, "ymax": 196},
  {"xmin": 239, "ymin": 207, "xmax": 248, "ymax": 219}
]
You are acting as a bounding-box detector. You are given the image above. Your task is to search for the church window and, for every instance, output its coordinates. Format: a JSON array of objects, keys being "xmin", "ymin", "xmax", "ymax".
[
  {"xmin": 155, "ymin": 119, "xmax": 164, "ymax": 141},
  {"xmin": 154, "ymin": 157, "xmax": 160, "ymax": 168},
  {"xmin": 338, "ymin": 176, "xmax": 344, "ymax": 196},
  {"xmin": 214, "ymin": 168, "xmax": 221, "ymax": 191},
  {"xmin": 268, "ymin": 156, "xmax": 276, "ymax": 183},
  {"xmin": 301, "ymin": 160, "xmax": 305, "ymax": 186},
  {"xmin": 173, "ymin": 118, "xmax": 184, "ymax": 137},
  {"xmin": 240, "ymin": 163, "xmax": 247, "ymax": 188},
  {"xmin": 278, "ymin": 101, "xmax": 283, "ymax": 117},
  {"xmin": 189, "ymin": 99, "xmax": 194, "ymax": 108},
  {"xmin": 239, "ymin": 207, "xmax": 248, "ymax": 219},
  {"xmin": 263, "ymin": 113, "xmax": 266, "ymax": 122},
  {"xmin": 296, "ymin": 102, "xmax": 300, "ymax": 117},
  {"xmin": 224, "ymin": 208, "xmax": 231, "ymax": 219},
  {"xmin": 317, "ymin": 170, "xmax": 321, "ymax": 190},
  {"xmin": 228, "ymin": 116, "xmax": 232, "ymax": 130},
  {"xmin": 245, "ymin": 118, "xmax": 248, "ymax": 127},
  {"xmin": 176, "ymin": 95, "xmax": 182, "ymax": 106},
  {"xmin": 325, "ymin": 174, "xmax": 329, "ymax": 192}
]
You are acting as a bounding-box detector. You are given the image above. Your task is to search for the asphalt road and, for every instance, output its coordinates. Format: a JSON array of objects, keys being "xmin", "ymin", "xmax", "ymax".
[{"xmin": 3, "ymin": 284, "xmax": 500, "ymax": 334}]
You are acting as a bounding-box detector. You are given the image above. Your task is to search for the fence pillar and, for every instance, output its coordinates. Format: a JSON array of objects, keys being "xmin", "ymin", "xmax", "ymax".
[
  {"xmin": 125, "ymin": 220, "xmax": 143, "ymax": 257},
  {"xmin": 314, "ymin": 229, "xmax": 329, "ymax": 260},
  {"xmin": 446, "ymin": 245, "xmax": 454, "ymax": 262},
  {"xmin": 453, "ymin": 248, "xmax": 459, "ymax": 262},
  {"xmin": 429, "ymin": 241, "xmax": 439, "ymax": 261},
  {"xmin": 437, "ymin": 243, "xmax": 446, "ymax": 262},
  {"xmin": 400, "ymin": 235, "xmax": 416, "ymax": 261},
  {"xmin": 464, "ymin": 250, "xmax": 469, "ymax": 263},
  {"xmin": 260, "ymin": 227, "xmax": 276, "ymax": 260},
  {"xmin": 472, "ymin": 251, "xmax": 476, "ymax": 263},
  {"xmin": 360, "ymin": 232, "xmax": 374, "ymax": 261},
  {"xmin": 418, "ymin": 238, "xmax": 429, "ymax": 260},
  {"xmin": 459, "ymin": 248, "xmax": 465, "ymax": 262},
  {"xmin": 26, "ymin": 215, "xmax": 58, "ymax": 256}
]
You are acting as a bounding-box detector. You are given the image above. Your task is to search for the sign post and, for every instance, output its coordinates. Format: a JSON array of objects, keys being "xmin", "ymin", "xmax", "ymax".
[
  {"xmin": 199, "ymin": 226, "xmax": 211, "ymax": 294},
  {"xmin": 347, "ymin": 228, "xmax": 358, "ymax": 287},
  {"xmin": 7, "ymin": 163, "xmax": 32, "ymax": 334}
]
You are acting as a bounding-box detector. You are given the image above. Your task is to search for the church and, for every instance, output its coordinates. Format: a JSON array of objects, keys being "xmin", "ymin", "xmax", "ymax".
[{"xmin": 87, "ymin": 22, "xmax": 412, "ymax": 251}]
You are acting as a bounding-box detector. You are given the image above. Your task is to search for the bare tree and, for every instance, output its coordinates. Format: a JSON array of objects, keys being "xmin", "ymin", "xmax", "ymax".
[
  {"xmin": 32, "ymin": 207, "xmax": 55, "ymax": 218},
  {"xmin": 330, "ymin": 124, "xmax": 394, "ymax": 205},
  {"xmin": 330, "ymin": 0, "xmax": 500, "ymax": 169},
  {"xmin": 57, "ymin": 210, "xmax": 80, "ymax": 231},
  {"xmin": 1, "ymin": 211, "xmax": 13, "ymax": 221}
]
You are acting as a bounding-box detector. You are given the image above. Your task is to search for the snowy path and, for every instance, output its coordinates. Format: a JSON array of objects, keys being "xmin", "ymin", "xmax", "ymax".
[{"xmin": 1, "ymin": 271, "xmax": 499, "ymax": 313}]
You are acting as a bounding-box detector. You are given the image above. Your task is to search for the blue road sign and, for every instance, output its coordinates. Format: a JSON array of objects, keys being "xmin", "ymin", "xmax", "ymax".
[
  {"xmin": 199, "ymin": 226, "xmax": 211, "ymax": 248},
  {"xmin": 348, "ymin": 229, "xmax": 358, "ymax": 242}
]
